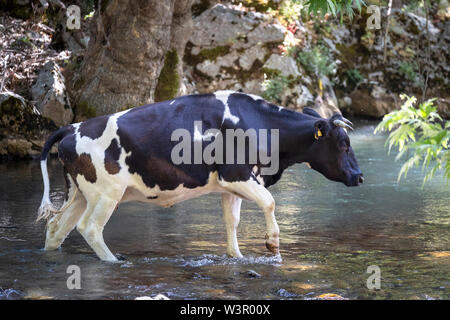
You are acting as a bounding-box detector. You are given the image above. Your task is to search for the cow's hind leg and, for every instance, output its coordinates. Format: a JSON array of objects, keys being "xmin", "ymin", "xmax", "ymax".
[
  {"xmin": 76, "ymin": 189, "xmax": 124, "ymax": 262},
  {"xmin": 219, "ymin": 178, "xmax": 280, "ymax": 256},
  {"xmin": 45, "ymin": 174, "xmax": 86, "ymax": 251},
  {"xmin": 222, "ymin": 193, "xmax": 243, "ymax": 258}
]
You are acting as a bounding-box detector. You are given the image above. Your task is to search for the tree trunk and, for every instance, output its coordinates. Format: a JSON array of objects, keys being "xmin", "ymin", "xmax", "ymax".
[
  {"xmin": 392, "ymin": 0, "xmax": 403, "ymax": 9},
  {"xmin": 72, "ymin": 0, "xmax": 192, "ymax": 118}
]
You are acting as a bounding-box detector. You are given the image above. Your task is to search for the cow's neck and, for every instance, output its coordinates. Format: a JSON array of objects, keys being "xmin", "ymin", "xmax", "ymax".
[{"xmin": 261, "ymin": 108, "xmax": 317, "ymax": 186}]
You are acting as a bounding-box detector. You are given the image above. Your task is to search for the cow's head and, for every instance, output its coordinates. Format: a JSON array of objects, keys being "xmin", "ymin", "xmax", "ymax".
[{"xmin": 304, "ymin": 109, "xmax": 364, "ymax": 187}]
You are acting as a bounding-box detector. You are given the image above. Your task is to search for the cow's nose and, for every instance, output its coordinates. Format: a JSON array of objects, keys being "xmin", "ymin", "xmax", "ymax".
[{"xmin": 358, "ymin": 175, "xmax": 364, "ymax": 185}]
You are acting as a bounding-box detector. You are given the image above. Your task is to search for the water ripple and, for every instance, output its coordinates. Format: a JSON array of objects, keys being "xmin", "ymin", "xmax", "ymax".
[{"xmin": 143, "ymin": 254, "xmax": 282, "ymax": 267}]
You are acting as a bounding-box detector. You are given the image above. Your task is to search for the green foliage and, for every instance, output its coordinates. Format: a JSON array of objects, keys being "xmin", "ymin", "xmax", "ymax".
[
  {"xmin": 375, "ymin": 94, "xmax": 449, "ymax": 186},
  {"xmin": 154, "ymin": 50, "xmax": 180, "ymax": 102},
  {"xmin": 346, "ymin": 68, "xmax": 364, "ymax": 86},
  {"xmin": 279, "ymin": 0, "xmax": 306, "ymax": 23},
  {"xmin": 398, "ymin": 61, "xmax": 424, "ymax": 89},
  {"xmin": 262, "ymin": 75, "xmax": 291, "ymax": 104},
  {"xmin": 306, "ymin": 0, "xmax": 366, "ymax": 19},
  {"xmin": 297, "ymin": 46, "xmax": 334, "ymax": 77},
  {"xmin": 76, "ymin": 100, "xmax": 97, "ymax": 119},
  {"xmin": 402, "ymin": 0, "xmax": 428, "ymax": 13},
  {"xmin": 361, "ymin": 30, "xmax": 375, "ymax": 48},
  {"xmin": 84, "ymin": 10, "xmax": 95, "ymax": 20},
  {"xmin": 12, "ymin": 36, "xmax": 33, "ymax": 49}
]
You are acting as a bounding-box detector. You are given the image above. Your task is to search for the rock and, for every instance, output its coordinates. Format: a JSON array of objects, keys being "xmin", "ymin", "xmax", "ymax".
[
  {"xmin": 0, "ymin": 92, "xmax": 33, "ymax": 136},
  {"xmin": 0, "ymin": 92, "xmax": 48, "ymax": 137},
  {"xmin": 295, "ymin": 85, "xmax": 314, "ymax": 108},
  {"xmin": 0, "ymin": 92, "xmax": 57, "ymax": 158},
  {"xmin": 332, "ymin": 25, "xmax": 351, "ymax": 44},
  {"xmin": 23, "ymin": 295, "xmax": 54, "ymax": 300},
  {"xmin": 280, "ymin": 84, "xmax": 314, "ymax": 110},
  {"xmin": 331, "ymin": 7, "xmax": 449, "ymax": 118},
  {"xmin": 31, "ymin": 61, "xmax": 73, "ymax": 127},
  {"xmin": 135, "ymin": 294, "xmax": 170, "ymax": 300},
  {"xmin": 0, "ymin": 138, "xmax": 39, "ymax": 158},
  {"xmin": 321, "ymin": 76, "xmax": 339, "ymax": 109},
  {"xmin": 196, "ymin": 51, "xmax": 240, "ymax": 78},
  {"xmin": 263, "ymin": 54, "xmax": 301, "ymax": 78},
  {"xmin": 190, "ymin": 4, "xmax": 258, "ymax": 48},
  {"xmin": 244, "ymin": 23, "xmax": 286, "ymax": 48},
  {"xmin": 245, "ymin": 269, "xmax": 262, "ymax": 278},
  {"xmin": 277, "ymin": 288, "xmax": 297, "ymax": 297},
  {"xmin": 342, "ymin": 96, "xmax": 352, "ymax": 107},
  {"xmin": 435, "ymin": 98, "xmax": 450, "ymax": 119},
  {"xmin": 349, "ymin": 85, "xmax": 398, "ymax": 118},
  {"xmin": 405, "ymin": 12, "xmax": 440, "ymax": 39},
  {"xmin": 186, "ymin": 3, "xmax": 287, "ymax": 96},
  {"xmin": 243, "ymin": 79, "xmax": 263, "ymax": 93},
  {"xmin": 191, "ymin": 4, "xmax": 284, "ymax": 49},
  {"xmin": 310, "ymin": 95, "xmax": 340, "ymax": 119},
  {"xmin": 314, "ymin": 293, "xmax": 346, "ymax": 300},
  {"xmin": 239, "ymin": 45, "xmax": 266, "ymax": 70}
]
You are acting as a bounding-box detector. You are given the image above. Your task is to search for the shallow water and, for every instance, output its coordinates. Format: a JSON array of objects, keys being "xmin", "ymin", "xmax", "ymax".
[{"xmin": 0, "ymin": 121, "xmax": 449, "ymax": 300}]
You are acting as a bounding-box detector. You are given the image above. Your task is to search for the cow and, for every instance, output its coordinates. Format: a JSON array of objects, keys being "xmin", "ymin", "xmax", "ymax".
[{"xmin": 37, "ymin": 90, "xmax": 363, "ymax": 262}]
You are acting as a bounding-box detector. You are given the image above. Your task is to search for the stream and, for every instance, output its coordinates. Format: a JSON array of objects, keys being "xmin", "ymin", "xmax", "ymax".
[{"xmin": 0, "ymin": 121, "xmax": 449, "ymax": 300}]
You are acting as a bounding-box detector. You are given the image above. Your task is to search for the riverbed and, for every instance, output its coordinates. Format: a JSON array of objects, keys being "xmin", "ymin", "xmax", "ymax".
[{"xmin": 0, "ymin": 121, "xmax": 449, "ymax": 299}]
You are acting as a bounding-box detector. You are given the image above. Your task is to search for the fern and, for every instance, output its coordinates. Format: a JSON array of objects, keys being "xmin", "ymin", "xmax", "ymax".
[{"xmin": 375, "ymin": 94, "xmax": 449, "ymax": 186}]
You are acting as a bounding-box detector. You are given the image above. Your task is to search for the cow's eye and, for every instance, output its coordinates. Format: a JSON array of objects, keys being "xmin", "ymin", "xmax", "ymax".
[
  {"xmin": 340, "ymin": 144, "xmax": 349, "ymax": 153},
  {"xmin": 339, "ymin": 142, "xmax": 348, "ymax": 152}
]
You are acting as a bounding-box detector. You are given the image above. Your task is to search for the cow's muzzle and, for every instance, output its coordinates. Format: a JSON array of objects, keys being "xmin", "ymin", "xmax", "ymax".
[{"xmin": 346, "ymin": 173, "xmax": 364, "ymax": 187}]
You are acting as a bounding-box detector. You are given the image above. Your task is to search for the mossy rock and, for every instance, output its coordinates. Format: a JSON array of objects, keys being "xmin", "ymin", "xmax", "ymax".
[
  {"xmin": 154, "ymin": 49, "xmax": 180, "ymax": 102},
  {"xmin": 184, "ymin": 42, "xmax": 232, "ymax": 66},
  {"xmin": 240, "ymin": 0, "xmax": 280, "ymax": 12},
  {"xmin": 261, "ymin": 67, "xmax": 281, "ymax": 79},
  {"xmin": 335, "ymin": 43, "xmax": 366, "ymax": 69},
  {"xmin": 0, "ymin": 93, "xmax": 56, "ymax": 140},
  {"xmin": 191, "ymin": 0, "xmax": 211, "ymax": 17},
  {"xmin": 74, "ymin": 100, "xmax": 97, "ymax": 120},
  {"xmin": 0, "ymin": 0, "xmax": 33, "ymax": 20}
]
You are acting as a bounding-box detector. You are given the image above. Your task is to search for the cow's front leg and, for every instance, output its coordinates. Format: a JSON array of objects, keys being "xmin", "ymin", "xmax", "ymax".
[
  {"xmin": 222, "ymin": 193, "xmax": 243, "ymax": 258},
  {"xmin": 218, "ymin": 178, "xmax": 280, "ymax": 256}
]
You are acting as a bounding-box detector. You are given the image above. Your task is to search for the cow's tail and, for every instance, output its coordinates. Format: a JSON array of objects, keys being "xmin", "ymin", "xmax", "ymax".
[{"xmin": 37, "ymin": 127, "xmax": 71, "ymax": 222}]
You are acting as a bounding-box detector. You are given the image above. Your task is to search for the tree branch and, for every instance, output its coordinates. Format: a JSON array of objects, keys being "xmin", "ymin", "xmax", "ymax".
[{"xmin": 383, "ymin": 0, "xmax": 393, "ymax": 63}]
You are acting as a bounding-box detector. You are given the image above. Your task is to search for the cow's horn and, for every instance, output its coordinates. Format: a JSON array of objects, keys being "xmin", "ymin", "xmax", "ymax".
[
  {"xmin": 342, "ymin": 117, "xmax": 353, "ymax": 126},
  {"xmin": 333, "ymin": 119, "xmax": 353, "ymax": 131}
]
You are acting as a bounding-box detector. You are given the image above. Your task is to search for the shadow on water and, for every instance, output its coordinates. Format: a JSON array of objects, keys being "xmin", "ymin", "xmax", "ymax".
[{"xmin": 0, "ymin": 121, "xmax": 449, "ymax": 299}]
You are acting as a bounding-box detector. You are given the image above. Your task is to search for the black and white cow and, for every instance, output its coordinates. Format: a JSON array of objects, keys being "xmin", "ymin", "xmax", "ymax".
[{"xmin": 38, "ymin": 90, "xmax": 363, "ymax": 262}]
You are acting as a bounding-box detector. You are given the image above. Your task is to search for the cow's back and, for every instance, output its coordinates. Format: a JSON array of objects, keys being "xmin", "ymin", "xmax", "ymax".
[{"xmin": 115, "ymin": 94, "xmax": 226, "ymax": 191}]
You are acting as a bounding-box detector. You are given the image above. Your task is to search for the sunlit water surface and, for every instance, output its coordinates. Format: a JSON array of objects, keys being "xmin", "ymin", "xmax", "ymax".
[{"xmin": 0, "ymin": 122, "xmax": 449, "ymax": 300}]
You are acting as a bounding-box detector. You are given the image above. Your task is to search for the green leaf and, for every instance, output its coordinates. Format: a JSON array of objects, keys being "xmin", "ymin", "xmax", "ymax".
[{"xmin": 374, "ymin": 94, "xmax": 449, "ymax": 186}]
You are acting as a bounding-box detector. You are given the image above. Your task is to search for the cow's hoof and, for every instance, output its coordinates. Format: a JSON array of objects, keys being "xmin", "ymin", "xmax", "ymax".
[
  {"xmin": 227, "ymin": 251, "xmax": 243, "ymax": 259},
  {"xmin": 44, "ymin": 244, "xmax": 59, "ymax": 251},
  {"xmin": 265, "ymin": 239, "xmax": 279, "ymax": 255},
  {"xmin": 44, "ymin": 237, "xmax": 62, "ymax": 251},
  {"xmin": 115, "ymin": 253, "xmax": 127, "ymax": 261}
]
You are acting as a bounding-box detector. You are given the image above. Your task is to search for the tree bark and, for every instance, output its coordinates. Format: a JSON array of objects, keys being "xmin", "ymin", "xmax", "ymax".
[{"xmin": 72, "ymin": 0, "xmax": 192, "ymax": 117}]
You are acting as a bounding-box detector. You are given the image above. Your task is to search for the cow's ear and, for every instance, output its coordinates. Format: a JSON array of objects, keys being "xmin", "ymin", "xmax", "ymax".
[
  {"xmin": 303, "ymin": 107, "xmax": 321, "ymax": 118},
  {"xmin": 313, "ymin": 120, "xmax": 330, "ymax": 140}
]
